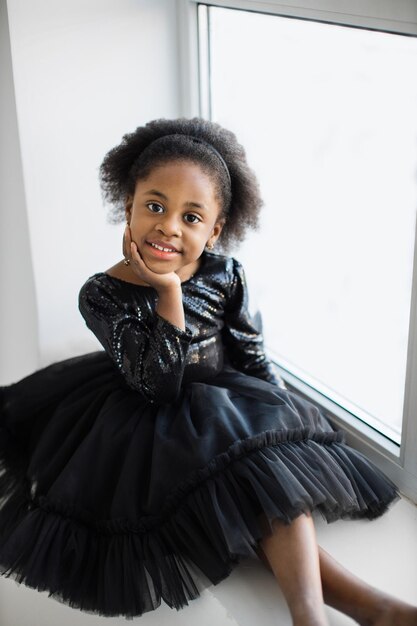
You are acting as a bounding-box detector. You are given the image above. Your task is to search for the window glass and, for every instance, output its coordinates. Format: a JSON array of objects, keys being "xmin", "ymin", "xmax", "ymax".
[{"xmin": 203, "ymin": 5, "xmax": 417, "ymax": 442}]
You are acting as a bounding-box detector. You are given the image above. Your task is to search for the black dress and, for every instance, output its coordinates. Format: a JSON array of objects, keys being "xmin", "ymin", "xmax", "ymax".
[{"xmin": 0, "ymin": 250, "xmax": 400, "ymax": 618}]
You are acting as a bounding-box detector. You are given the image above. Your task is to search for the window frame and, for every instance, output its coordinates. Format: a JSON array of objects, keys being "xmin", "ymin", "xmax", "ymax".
[{"xmin": 175, "ymin": 0, "xmax": 417, "ymax": 504}]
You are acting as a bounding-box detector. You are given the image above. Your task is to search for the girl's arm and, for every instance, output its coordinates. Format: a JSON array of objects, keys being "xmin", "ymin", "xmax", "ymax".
[
  {"xmin": 155, "ymin": 284, "xmax": 185, "ymax": 331},
  {"xmin": 222, "ymin": 258, "xmax": 287, "ymax": 390},
  {"xmin": 78, "ymin": 276, "xmax": 194, "ymax": 404}
]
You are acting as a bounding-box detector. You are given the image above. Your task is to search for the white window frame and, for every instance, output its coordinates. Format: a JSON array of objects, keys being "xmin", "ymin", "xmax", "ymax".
[{"xmin": 176, "ymin": 0, "xmax": 417, "ymax": 504}]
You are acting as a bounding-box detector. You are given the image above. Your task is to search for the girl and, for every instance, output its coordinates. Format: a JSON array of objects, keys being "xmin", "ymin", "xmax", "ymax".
[{"xmin": 0, "ymin": 117, "xmax": 415, "ymax": 625}]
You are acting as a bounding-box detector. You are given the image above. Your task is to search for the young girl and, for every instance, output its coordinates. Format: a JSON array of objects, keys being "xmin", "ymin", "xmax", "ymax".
[{"xmin": 0, "ymin": 117, "xmax": 416, "ymax": 625}]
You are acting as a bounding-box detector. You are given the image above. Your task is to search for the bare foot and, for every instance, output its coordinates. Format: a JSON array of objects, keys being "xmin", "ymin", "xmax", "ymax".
[{"xmin": 365, "ymin": 597, "xmax": 417, "ymax": 626}]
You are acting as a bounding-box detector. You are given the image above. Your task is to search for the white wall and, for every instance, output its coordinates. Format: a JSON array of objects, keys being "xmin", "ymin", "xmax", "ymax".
[
  {"xmin": 0, "ymin": 0, "xmax": 39, "ymax": 384},
  {"xmin": 3, "ymin": 0, "xmax": 181, "ymax": 373}
]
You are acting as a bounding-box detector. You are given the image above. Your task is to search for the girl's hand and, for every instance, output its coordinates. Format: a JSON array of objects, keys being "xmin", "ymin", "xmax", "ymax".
[{"xmin": 123, "ymin": 225, "xmax": 182, "ymax": 292}]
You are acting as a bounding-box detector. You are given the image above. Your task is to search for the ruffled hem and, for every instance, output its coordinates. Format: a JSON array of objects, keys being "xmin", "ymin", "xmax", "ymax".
[{"xmin": 0, "ymin": 417, "xmax": 400, "ymax": 619}]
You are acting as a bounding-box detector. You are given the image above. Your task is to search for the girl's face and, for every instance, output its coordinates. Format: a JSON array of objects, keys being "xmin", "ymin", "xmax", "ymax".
[{"xmin": 125, "ymin": 160, "xmax": 225, "ymax": 277}]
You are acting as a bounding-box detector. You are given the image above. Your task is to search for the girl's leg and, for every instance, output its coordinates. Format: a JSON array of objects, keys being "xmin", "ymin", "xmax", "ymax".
[
  {"xmin": 317, "ymin": 546, "xmax": 417, "ymax": 626},
  {"xmin": 257, "ymin": 510, "xmax": 329, "ymax": 626},
  {"xmin": 256, "ymin": 514, "xmax": 417, "ymax": 626}
]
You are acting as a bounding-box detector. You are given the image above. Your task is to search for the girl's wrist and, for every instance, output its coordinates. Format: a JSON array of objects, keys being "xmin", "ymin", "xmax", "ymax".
[
  {"xmin": 155, "ymin": 285, "xmax": 185, "ymax": 331},
  {"xmin": 155, "ymin": 282, "xmax": 182, "ymax": 296}
]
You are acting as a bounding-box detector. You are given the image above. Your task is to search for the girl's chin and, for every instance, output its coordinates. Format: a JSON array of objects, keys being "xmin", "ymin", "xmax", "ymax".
[{"xmin": 140, "ymin": 255, "xmax": 181, "ymax": 275}]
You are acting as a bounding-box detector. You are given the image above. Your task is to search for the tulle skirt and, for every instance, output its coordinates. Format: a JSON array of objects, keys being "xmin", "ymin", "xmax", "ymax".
[{"xmin": 0, "ymin": 350, "xmax": 400, "ymax": 618}]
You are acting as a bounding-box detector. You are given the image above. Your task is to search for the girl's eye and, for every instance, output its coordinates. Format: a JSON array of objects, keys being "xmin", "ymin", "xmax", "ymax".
[
  {"xmin": 146, "ymin": 203, "xmax": 201, "ymax": 224},
  {"xmin": 184, "ymin": 214, "xmax": 201, "ymax": 224},
  {"xmin": 146, "ymin": 202, "xmax": 164, "ymax": 213}
]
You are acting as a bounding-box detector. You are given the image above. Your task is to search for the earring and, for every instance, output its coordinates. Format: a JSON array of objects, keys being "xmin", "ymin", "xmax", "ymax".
[{"xmin": 206, "ymin": 242, "xmax": 214, "ymax": 250}]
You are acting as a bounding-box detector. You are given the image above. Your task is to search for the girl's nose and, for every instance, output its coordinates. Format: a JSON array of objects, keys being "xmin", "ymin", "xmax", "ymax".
[{"xmin": 156, "ymin": 214, "xmax": 182, "ymax": 237}]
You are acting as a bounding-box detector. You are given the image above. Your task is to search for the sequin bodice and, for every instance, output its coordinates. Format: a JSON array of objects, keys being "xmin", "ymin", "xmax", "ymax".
[{"xmin": 78, "ymin": 250, "xmax": 286, "ymax": 404}]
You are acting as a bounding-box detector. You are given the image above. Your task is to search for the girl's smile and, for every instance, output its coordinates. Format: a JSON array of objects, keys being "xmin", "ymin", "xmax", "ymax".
[
  {"xmin": 145, "ymin": 240, "xmax": 181, "ymax": 258},
  {"xmin": 125, "ymin": 160, "xmax": 225, "ymax": 280}
]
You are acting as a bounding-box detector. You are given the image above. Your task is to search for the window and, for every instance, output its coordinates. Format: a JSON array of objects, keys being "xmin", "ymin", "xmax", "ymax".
[{"xmin": 177, "ymin": 0, "xmax": 417, "ymax": 503}]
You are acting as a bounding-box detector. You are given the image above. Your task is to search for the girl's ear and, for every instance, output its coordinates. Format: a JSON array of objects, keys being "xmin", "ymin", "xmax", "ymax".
[
  {"xmin": 207, "ymin": 217, "xmax": 226, "ymax": 248},
  {"xmin": 211, "ymin": 217, "xmax": 226, "ymax": 240}
]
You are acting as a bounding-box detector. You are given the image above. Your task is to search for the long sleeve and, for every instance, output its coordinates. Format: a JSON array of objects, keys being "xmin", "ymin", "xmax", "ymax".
[
  {"xmin": 222, "ymin": 258, "xmax": 287, "ymax": 390},
  {"xmin": 78, "ymin": 276, "xmax": 195, "ymax": 404}
]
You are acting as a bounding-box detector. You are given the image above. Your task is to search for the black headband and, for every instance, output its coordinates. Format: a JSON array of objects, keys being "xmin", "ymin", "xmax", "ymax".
[{"xmin": 146, "ymin": 133, "xmax": 231, "ymax": 187}]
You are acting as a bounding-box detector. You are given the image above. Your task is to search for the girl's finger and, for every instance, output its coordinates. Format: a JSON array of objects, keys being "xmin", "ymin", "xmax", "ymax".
[
  {"xmin": 130, "ymin": 241, "xmax": 144, "ymax": 264},
  {"xmin": 123, "ymin": 225, "xmax": 131, "ymax": 258}
]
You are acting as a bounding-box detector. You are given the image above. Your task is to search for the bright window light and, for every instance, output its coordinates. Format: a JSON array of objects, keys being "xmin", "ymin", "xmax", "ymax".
[{"xmin": 201, "ymin": 6, "xmax": 417, "ymax": 443}]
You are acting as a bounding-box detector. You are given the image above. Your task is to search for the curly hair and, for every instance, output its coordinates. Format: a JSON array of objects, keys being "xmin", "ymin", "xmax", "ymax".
[{"xmin": 99, "ymin": 117, "xmax": 264, "ymax": 253}]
